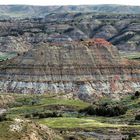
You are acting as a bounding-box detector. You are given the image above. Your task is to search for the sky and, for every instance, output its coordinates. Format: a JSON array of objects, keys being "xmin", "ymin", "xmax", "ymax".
[{"xmin": 0, "ymin": 0, "xmax": 139, "ymax": 6}]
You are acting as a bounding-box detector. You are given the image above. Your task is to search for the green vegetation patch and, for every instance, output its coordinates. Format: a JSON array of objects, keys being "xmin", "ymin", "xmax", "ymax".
[
  {"xmin": 1, "ymin": 92, "xmax": 140, "ymax": 139},
  {"xmin": 0, "ymin": 52, "xmax": 17, "ymax": 61},
  {"xmin": 8, "ymin": 95, "xmax": 89, "ymax": 118},
  {"xmin": 41, "ymin": 98, "xmax": 89, "ymax": 109},
  {"xmin": 0, "ymin": 121, "xmax": 23, "ymax": 140},
  {"xmin": 120, "ymin": 51, "xmax": 140, "ymax": 60},
  {"xmin": 39, "ymin": 117, "xmax": 140, "ymax": 129}
]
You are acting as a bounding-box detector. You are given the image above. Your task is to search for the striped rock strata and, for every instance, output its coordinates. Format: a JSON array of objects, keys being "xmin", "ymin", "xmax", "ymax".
[{"xmin": 0, "ymin": 39, "xmax": 140, "ymax": 101}]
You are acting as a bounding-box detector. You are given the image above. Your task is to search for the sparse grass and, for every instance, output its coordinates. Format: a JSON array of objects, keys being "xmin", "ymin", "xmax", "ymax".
[
  {"xmin": 7, "ymin": 95, "xmax": 89, "ymax": 118},
  {"xmin": 0, "ymin": 121, "xmax": 23, "ymax": 140},
  {"xmin": 1, "ymin": 93, "xmax": 140, "ymax": 139},
  {"xmin": 41, "ymin": 98, "xmax": 89, "ymax": 109},
  {"xmin": 120, "ymin": 51, "xmax": 140, "ymax": 60},
  {"xmin": 39, "ymin": 117, "xmax": 140, "ymax": 129}
]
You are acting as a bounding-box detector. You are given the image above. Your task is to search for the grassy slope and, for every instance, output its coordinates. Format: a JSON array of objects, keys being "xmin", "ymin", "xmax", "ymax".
[
  {"xmin": 0, "ymin": 94, "xmax": 140, "ymax": 139},
  {"xmin": 39, "ymin": 117, "xmax": 140, "ymax": 129},
  {"xmin": 38, "ymin": 96, "xmax": 140, "ymax": 131},
  {"xmin": 7, "ymin": 94, "xmax": 89, "ymax": 117}
]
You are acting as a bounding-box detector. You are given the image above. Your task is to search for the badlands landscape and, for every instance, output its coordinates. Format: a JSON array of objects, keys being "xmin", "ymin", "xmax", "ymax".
[{"xmin": 0, "ymin": 4, "xmax": 140, "ymax": 140}]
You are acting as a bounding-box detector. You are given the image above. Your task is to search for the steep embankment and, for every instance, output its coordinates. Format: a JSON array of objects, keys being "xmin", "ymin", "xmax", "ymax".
[{"xmin": 0, "ymin": 39, "xmax": 139, "ymax": 101}]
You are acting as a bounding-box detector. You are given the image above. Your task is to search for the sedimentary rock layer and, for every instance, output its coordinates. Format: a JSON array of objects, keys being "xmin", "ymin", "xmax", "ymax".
[
  {"xmin": 0, "ymin": 39, "xmax": 140, "ymax": 100},
  {"xmin": 0, "ymin": 14, "xmax": 140, "ymax": 53}
]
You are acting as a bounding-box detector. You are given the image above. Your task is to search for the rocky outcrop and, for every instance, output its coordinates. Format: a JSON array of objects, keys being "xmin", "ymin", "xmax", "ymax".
[
  {"xmin": 9, "ymin": 118, "xmax": 60, "ymax": 140},
  {"xmin": 0, "ymin": 14, "xmax": 139, "ymax": 53},
  {"xmin": 0, "ymin": 39, "xmax": 139, "ymax": 101},
  {"xmin": 0, "ymin": 94, "xmax": 15, "ymax": 107}
]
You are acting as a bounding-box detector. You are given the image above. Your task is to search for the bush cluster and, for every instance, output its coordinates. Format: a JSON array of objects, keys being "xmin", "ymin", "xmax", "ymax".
[
  {"xmin": 25, "ymin": 111, "xmax": 62, "ymax": 119},
  {"xmin": 131, "ymin": 91, "xmax": 140, "ymax": 100},
  {"xmin": 135, "ymin": 114, "xmax": 140, "ymax": 120},
  {"xmin": 0, "ymin": 113, "xmax": 7, "ymax": 122},
  {"xmin": 11, "ymin": 97, "xmax": 40, "ymax": 108},
  {"xmin": 79, "ymin": 103, "xmax": 127, "ymax": 117}
]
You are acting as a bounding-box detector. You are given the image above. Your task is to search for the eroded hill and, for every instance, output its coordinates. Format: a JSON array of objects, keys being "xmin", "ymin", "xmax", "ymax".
[
  {"xmin": 0, "ymin": 39, "xmax": 139, "ymax": 101},
  {"xmin": 0, "ymin": 13, "xmax": 140, "ymax": 55}
]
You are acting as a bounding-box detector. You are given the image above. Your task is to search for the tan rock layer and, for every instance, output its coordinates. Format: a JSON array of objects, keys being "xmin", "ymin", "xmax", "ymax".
[{"xmin": 0, "ymin": 39, "xmax": 140, "ymax": 100}]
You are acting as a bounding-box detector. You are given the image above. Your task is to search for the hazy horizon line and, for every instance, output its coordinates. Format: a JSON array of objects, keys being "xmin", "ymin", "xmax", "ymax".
[{"xmin": 0, "ymin": 4, "xmax": 139, "ymax": 6}]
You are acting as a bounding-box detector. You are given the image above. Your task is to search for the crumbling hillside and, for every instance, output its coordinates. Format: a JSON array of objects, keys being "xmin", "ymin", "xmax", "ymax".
[{"xmin": 0, "ymin": 39, "xmax": 139, "ymax": 101}]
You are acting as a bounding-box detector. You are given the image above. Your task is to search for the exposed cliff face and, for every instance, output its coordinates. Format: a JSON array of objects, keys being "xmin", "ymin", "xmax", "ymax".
[
  {"xmin": 0, "ymin": 14, "xmax": 139, "ymax": 54},
  {"xmin": 0, "ymin": 39, "xmax": 139, "ymax": 101}
]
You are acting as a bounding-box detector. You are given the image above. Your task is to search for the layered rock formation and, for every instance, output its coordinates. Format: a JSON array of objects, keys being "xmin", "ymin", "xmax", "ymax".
[
  {"xmin": 0, "ymin": 39, "xmax": 139, "ymax": 100},
  {"xmin": 0, "ymin": 13, "xmax": 140, "ymax": 53}
]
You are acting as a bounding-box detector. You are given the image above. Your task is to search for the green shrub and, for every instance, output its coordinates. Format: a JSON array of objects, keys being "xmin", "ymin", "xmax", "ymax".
[
  {"xmin": 25, "ymin": 114, "xmax": 31, "ymax": 118},
  {"xmin": 131, "ymin": 91, "xmax": 140, "ymax": 100},
  {"xmin": 0, "ymin": 113, "xmax": 7, "ymax": 122},
  {"xmin": 25, "ymin": 111, "xmax": 62, "ymax": 119},
  {"xmin": 135, "ymin": 91, "xmax": 140, "ymax": 97},
  {"xmin": 38, "ymin": 112, "xmax": 58, "ymax": 119},
  {"xmin": 135, "ymin": 114, "xmax": 140, "ymax": 120},
  {"xmin": 79, "ymin": 105, "xmax": 97, "ymax": 115},
  {"xmin": 15, "ymin": 97, "xmax": 40, "ymax": 106},
  {"xmin": 79, "ymin": 104, "xmax": 127, "ymax": 117}
]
